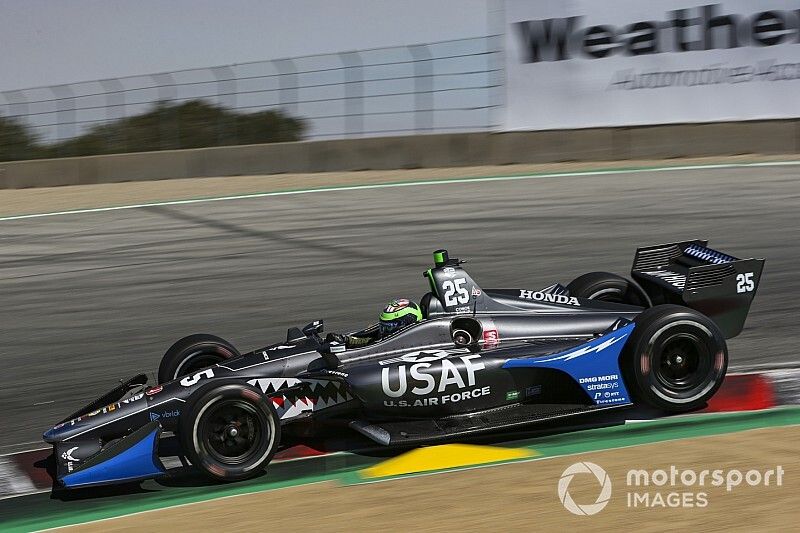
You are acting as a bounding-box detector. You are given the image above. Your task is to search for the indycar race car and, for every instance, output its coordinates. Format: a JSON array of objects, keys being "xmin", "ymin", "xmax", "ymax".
[{"xmin": 43, "ymin": 241, "xmax": 764, "ymax": 489}]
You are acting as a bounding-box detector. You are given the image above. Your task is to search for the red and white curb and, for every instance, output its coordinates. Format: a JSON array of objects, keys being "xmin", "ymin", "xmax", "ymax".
[
  {"xmin": 703, "ymin": 373, "xmax": 776, "ymax": 412},
  {"xmin": 0, "ymin": 448, "xmax": 51, "ymax": 501},
  {"xmin": 0, "ymin": 457, "xmax": 39, "ymax": 500}
]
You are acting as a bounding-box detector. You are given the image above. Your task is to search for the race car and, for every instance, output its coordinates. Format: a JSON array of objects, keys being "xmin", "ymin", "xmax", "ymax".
[{"xmin": 43, "ymin": 241, "xmax": 763, "ymax": 489}]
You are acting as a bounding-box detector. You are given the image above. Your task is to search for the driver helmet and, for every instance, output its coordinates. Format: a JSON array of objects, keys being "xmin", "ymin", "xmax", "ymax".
[{"xmin": 379, "ymin": 298, "xmax": 422, "ymax": 336}]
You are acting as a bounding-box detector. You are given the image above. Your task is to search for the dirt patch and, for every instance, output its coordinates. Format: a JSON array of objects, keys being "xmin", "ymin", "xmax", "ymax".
[
  {"xmin": 2, "ymin": 155, "xmax": 797, "ymax": 218},
  {"xmin": 67, "ymin": 426, "xmax": 799, "ymax": 532}
]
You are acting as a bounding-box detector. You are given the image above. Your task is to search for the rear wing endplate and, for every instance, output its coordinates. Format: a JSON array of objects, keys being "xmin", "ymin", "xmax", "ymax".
[{"xmin": 631, "ymin": 240, "xmax": 764, "ymax": 338}]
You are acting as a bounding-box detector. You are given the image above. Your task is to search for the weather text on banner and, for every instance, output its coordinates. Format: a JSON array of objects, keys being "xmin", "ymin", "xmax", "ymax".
[{"xmin": 503, "ymin": 0, "xmax": 800, "ymax": 130}]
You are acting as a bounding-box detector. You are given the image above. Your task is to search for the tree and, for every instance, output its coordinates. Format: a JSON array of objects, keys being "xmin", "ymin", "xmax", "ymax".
[
  {"xmin": 0, "ymin": 100, "xmax": 306, "ymax": 162},
  {"xmin": 50, "ymin": 100, "xmax": 305, "ymax": 157},
  {"xmin": 0, "ymin": 115, "xmax": 41, "ymax": 162}
]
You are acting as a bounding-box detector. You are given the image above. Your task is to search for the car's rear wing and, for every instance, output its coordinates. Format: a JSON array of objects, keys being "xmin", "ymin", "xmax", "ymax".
[{"xmin": 631, "ymin": 240, "xmax": 764, "ymax": 338}]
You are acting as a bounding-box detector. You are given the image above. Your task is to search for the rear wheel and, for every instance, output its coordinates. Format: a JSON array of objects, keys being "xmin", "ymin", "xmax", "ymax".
[
  {"xmin": 180, "ymin": 382, "xmax": 281, "ymax": 482},
  {"xmin": 623, "ymin": 305, "xmax": 727, "ymax": 412},
  {"xmin": 158, "ymin": 334, "xmax": 239, "ymax": 383},
  {"xmin": 567, "ymin": 272, "xmax": 651, "ymax": 307}
]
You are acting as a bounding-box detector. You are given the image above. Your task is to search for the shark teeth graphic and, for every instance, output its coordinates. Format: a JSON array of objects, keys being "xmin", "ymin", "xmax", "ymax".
[
  {"xmin": 272, "ymin": 396, "xmax": 312, "ymax": 419},
  {"xmin": 249, "ymin": 377, "xmax": 354, "ymax": 421},
  {"xmin": 272, "ymin": 380, "xmax": 354, "ymax": 420},
  {"xmin": 248, "ymin": 378, "xmax": 302, "ymax": 394},
  {"xmin": 303, "ymin": 379, "xmax": 331, "ymax": 392}
]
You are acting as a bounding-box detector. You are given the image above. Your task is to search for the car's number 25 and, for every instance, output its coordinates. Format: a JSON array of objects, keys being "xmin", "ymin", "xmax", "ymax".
[
  {"xmin": 443, "ymin": 278, "xmax": 469, "ymax": 306},
  {"xmin": 736, "ymin": 272, "xmax": 755, "ymax": 293}
]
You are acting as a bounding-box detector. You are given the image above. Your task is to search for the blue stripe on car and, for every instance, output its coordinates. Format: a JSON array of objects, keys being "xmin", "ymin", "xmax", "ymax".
[{"xmin": 503, "ymin": 323, "xmax": 635, "ymax": 406}]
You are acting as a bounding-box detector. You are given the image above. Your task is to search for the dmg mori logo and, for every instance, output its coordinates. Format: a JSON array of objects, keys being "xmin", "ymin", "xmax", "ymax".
[{"xmin": 558, "ymin": 462, "xmax": 612, "ymax": 515}]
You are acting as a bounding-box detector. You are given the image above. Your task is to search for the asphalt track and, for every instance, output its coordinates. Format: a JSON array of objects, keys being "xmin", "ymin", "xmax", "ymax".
[{"xmin": 1, "ymin": 163, "xmax": 798, "ymax": 450}]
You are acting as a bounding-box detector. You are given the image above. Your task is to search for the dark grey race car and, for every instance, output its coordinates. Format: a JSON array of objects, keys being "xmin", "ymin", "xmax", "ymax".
[{"xmin": 43, "ymin": 241, "xmax": 764, "ymax": 489}]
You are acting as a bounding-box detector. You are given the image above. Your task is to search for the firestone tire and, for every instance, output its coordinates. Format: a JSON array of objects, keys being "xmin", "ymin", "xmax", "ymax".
[
  {"xmin": 567, "ymin": 271, "xmax": 652, "ymax": 307},
  {"xmin": 180, "ymin": 382, "xmax": 281, "ymax": 482},
  {"xmin": 623, "ymin": 305, "xmax": 728, "ymax": 412},
  {"xmin": 158, "ymin": 334, "xmax": 239, "ymax": 383}
]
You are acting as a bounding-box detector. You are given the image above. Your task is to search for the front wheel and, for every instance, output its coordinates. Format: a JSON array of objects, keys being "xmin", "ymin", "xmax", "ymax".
[
  {"xmin": 180, "ymin": 382, "xmax": 281, "ymax": 482},
  {"xmin": 623, "ymin": 305, "xmax": 728, "ymax": 412},
  {"xmin": 158, "ymin": 334, "xmax": 239, "ymax": 383}
]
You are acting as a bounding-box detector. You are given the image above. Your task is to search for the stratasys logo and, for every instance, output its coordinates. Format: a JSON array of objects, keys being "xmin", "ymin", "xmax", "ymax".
[{"xmin": 515, "ymin": 4, "xmax": 799, "ymax": 63}]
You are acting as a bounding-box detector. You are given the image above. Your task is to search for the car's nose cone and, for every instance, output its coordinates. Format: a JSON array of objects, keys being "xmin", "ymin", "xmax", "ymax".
[{"xmin": 43, "ymin": 422, "xmax": 72, "ymax": 443}]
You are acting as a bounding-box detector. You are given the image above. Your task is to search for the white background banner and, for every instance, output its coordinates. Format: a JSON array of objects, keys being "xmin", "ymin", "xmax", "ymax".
[{"xmin": 502, "ymin": 0, "xmax": 800, "ymax": 130}]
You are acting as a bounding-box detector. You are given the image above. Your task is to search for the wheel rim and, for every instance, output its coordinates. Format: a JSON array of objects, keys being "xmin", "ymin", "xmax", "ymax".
[
  {"xmin": 653, "ymin": 333, "xmax": 709, "ymax": 391},
  {"xmin": 644, "ymin": 319, "xmax": 723, "ymax": 404},
  {"xmin": 199, "ymin": 399, "xmax": 266, "ymax": 465}
]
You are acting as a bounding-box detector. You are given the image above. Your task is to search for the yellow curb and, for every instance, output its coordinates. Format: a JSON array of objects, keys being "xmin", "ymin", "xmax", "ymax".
[{"xmin": 360, "ymin": 443, "xmax": 537, "ymax": 479}]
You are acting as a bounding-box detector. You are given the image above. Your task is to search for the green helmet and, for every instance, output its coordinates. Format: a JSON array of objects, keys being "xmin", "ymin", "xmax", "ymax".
[{"xmin": 379, "ymin": 298, "xmax": 422, "ymax": 336}]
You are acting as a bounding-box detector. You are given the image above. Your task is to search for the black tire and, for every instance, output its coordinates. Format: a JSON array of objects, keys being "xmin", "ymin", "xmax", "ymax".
[
  {"xmin": 567, "ymin": 272, "xmax": 652, "ymax": 307},
  {"xmin": 623, "ymin": 305, "xmax": 728, "ymax": 412},
  {"xmin": 179, "ymin": 382, "xmax": 281, "ymax": 482},
  {"xmin": 158, "ymin": 334, "xmax": 239, "ymax": 384}
]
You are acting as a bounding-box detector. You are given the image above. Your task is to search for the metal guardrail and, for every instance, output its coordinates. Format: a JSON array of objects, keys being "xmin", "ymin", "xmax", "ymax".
[{"xmin": 0, "ymin": 35, "xmax": 503, "ymax": 148}]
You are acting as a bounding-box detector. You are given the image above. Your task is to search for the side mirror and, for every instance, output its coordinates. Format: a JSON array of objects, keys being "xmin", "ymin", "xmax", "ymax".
[
  {"xmin": 327, "ymin": 342, "xmax": 346, "ymax": 354},
  {"xmin": 302, "ymin": 319, "xmax": 324, "ymax": 339},
  {"xmin": 318, "ymin": 341, "xmax": 344, "ymax": 369}
]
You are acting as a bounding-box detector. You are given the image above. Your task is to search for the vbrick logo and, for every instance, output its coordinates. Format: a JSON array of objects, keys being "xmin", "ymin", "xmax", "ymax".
[{"xmin": 514, "ymin": 4, "xmax": 800, "ymax": 63}]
